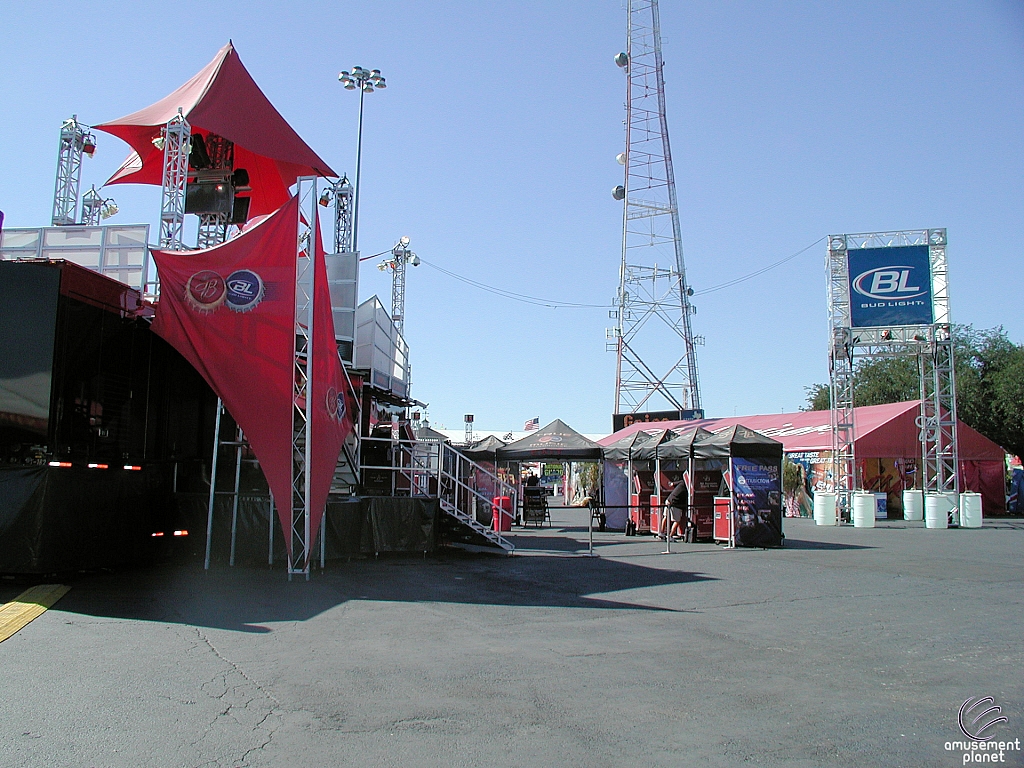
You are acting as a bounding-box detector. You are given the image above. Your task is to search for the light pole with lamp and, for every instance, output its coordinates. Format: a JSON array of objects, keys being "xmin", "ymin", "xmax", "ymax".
[{"xmin": 337, "ymin": 66, "xmax": 385, "ymax": 254}]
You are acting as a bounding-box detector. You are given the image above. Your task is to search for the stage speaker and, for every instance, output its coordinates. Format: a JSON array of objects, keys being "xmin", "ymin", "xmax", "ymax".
[
  {"xmin": 185, "ymin": 181, "xmax": 232, "ymax": 215},
  {"xmin": 229, "ymin": 195, "xmax": 251, "ymax": 225}
]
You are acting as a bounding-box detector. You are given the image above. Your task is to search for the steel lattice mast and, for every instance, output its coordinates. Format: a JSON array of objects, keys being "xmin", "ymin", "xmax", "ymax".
[{"xmin": 610, "ymin": 0, "xmax": 702, "ymax": 420}]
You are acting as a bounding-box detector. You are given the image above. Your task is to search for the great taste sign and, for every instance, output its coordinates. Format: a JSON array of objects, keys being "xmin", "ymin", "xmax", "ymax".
[{"xmin": 848, "ymin": 244, "xmax": 934, "ymax": 328}]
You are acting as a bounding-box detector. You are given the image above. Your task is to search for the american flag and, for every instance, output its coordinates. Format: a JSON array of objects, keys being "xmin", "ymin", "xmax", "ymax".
[{"xmin": 524, "ymin": 417, "xmax": 540, "ymax": 431}]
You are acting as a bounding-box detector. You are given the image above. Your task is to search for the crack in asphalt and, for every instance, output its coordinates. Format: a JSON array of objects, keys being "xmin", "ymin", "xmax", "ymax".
[{"xmin": 194, "ymin": 628, "xmax": 284, "ymax": 767}]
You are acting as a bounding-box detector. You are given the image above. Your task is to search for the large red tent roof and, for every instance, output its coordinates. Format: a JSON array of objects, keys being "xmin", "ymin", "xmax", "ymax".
[
  {"xmin": 94, "ymin": 42, "xmax": 335, "ymax": 219},
  {"xmin": 599, "ymin": 401, "xmax": 1005, "ymax": 461}
]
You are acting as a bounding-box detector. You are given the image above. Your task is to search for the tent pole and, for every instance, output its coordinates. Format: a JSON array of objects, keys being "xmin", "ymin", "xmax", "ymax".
[
  {"xmin": 229, "ymin": 426, "xmax": 242, "ymax": 566},
  {"xmin": 204, "ymin": 398, "xmax": 224, "ymax": 571},
  {"xmin": 659, "ymin": 451, "xmax": 670, "ymax": 554},
  {"xmin": 268, "ymin": 492, "xmax": 275, "ymax": 566}
]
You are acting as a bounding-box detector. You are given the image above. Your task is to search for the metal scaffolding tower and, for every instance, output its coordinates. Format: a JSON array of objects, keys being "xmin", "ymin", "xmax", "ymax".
[
  {"xmin": 826, "ymin": 229, "xmax": 958, "ymax": 521},
  {"xmin": 332, "ymin": 175, "xmax": 354, "ymax": 254},
  {"xmin": 290, "ymin": 176, "xmax": 319, "ymax": 579},
  {"xmin": 610, "ymin": 0, "xmax": 702, "ymax": 420},
  {"xmin": 52, "ymin": 116, "xmax": 94, "ymax": 226},
  {"xmin": 159, "ymin": 110, "xmax": 191, "ymax": 250}
]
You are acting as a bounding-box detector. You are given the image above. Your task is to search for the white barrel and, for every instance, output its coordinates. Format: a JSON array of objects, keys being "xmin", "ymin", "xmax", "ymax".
[
  {"xmin": 924, "ymin": 492, "xmax": 951, "ymax": 529},
  {"xmin": 852, "ymin": 492, "xmax": 876, "ymax": 528},
  {"xmin": 813, "ymin": 492, "xmax": 837, "ymax": 526},
  {"xmin": 903, "ymin": 489, "xmax": 923, "ymax": 521},
  {"xmin": 960, "ymin": 492, "xmax": 983, "ymax": 528}
]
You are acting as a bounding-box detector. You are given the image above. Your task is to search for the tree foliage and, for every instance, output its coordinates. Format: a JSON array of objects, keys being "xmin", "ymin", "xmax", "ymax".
[{"xmin": 802, "ymin": 325, "xmax": 1024, "ymax": 458}]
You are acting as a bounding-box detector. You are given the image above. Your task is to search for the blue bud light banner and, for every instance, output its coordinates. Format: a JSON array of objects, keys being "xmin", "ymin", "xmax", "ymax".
[
  {"xmin": 731, "ymin": 457, "xmax": 783, "ymax": 547},
  {"xmin": 848, "ymin": 245, "xmax": 933, "ymax": 328}
]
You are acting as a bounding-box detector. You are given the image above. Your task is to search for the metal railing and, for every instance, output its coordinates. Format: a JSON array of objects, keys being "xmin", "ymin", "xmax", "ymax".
[{"xmin": 360, "ymin": 437, "xmax": 516, "ymax": 552}]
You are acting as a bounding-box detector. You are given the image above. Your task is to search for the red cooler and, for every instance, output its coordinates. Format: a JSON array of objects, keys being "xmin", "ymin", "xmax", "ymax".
[
  {"xmin": 713, "ymin": 496, "xmax": 733, "ymax": 544},
  {"xmin": 492, "ymin": 496, "xmax": 513, "ymax": 532}
]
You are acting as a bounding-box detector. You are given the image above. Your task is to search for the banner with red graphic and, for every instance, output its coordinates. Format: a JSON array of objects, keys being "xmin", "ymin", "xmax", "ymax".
[{"xmin": 151, "ymin": 196, "xmax": 351, "ymax": 561}]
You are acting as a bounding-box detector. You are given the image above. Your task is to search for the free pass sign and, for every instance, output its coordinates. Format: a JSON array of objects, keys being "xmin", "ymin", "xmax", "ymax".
[{"xmin": 848, "ymin": 245, "xmax": 933, "ymax": 328}]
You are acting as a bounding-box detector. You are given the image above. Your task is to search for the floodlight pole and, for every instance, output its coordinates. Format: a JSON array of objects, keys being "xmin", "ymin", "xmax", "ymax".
[{"xmin": 338, "ymin": 66, "xmax": 386, "ymax": 254}]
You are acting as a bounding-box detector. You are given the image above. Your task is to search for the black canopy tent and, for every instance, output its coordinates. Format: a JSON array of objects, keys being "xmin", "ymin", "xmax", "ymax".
[
  {"xmin": 495, "ymin": 419, "xmax": 603, "ymax": 461},
  {"xmin": 700, "ymin": 425, "xmax": 784, "ymax": 548},
  {"xmin": 601, "ymin": 430, "xmax": 655, "ymax": 462},
  {"xmin": 462, "ymin": 434, "xmax": 507, "ymax": 463}
]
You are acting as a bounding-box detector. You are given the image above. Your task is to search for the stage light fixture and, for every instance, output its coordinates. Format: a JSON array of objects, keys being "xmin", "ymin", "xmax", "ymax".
[
  {"xmin": 82, "ymin": 137, "xmax": 96, "ymax": 157},
  {"xmin": 616, "ymin": 153, "xmax": 626, "ymax": 165},
  {"xmin": 151, "ymin": 135, "xmax": 166, "ymax": 151},
  {"xmin": 318, "ymin": 190, "xmax": 332, "ymax": 207},
  {"xmin": 612, "ymin": 185, "xmax": 625, "ymax": 200},
  {"xmin": 614, "ymin": 51, "xmax": 628, "ymax": 68},
  {"xmin": 410, "ymin": 254, "xmax": 421, "ymax": 267}
]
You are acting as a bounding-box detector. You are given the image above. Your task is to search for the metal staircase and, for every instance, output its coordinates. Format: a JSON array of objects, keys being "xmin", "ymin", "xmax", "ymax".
[{"xmin": 368, "ymin": 438, "xmax": 517, "ymax": 553}]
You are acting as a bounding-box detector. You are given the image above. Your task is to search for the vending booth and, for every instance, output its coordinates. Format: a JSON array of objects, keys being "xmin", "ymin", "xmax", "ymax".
[{"xmin": 697, "ymin": 425, "xmax": 784, "ymax": 548}]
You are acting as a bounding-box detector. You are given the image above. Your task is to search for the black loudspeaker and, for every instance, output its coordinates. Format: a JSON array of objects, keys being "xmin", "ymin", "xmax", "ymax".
[
  {"xmin": 229, "ymin": 196, "xmax": 251, "ymax": 225},
  {"xmin": 184, "ymin": 181, "xmax": 232, "ymax": 215}
]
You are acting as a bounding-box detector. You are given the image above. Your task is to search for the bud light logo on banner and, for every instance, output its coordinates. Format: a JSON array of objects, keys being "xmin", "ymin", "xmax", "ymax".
[{"xmin": 848, "ymin": 245, "xmax": 933, "ymax": 327}]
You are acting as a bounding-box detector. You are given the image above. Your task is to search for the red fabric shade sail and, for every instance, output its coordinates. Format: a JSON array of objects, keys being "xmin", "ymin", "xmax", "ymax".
[
  {"xmin": 95, "ymin": 42, "xmax": 335, "ymax": 219},
  {"xmin": 151, "ymin": 197, "xmax": 351, "ymax": 560}
]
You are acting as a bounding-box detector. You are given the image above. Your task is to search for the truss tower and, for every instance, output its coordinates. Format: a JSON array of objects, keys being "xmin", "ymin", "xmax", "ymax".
[{"xmin": 610, "ymin": 0, "xmax": 701, "ymax": 419}]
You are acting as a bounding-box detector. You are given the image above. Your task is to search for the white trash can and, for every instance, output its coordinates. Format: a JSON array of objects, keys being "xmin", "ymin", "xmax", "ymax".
[
  {"xmin": 813, "ymin": 492, "xmax": 837, "ymax": 526},
  {"xmin": 902, "ymin": 489, "xmax": 923, "ymax": 521},
  {"xmin": 960, "ymin": 492, "xmax": 983, "ymax": 528},
  {"xmin": 852, "ymin": 492, "xmax": 876, "ymax": 528}
]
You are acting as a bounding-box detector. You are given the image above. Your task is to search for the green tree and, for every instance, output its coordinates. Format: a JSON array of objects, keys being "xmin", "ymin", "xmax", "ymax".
[{"xmin": 802, "ymin": 325, "xmax": 1024, "ymax": 458}]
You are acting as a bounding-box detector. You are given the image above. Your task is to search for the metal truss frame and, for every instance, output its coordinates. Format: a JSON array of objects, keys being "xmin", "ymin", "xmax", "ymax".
[
  {"xmin": 52, "ymin": 116, "xmax": 92, "ymax": 226},
  {"xmin": 159, "ymin": 110, "xmax": 190, "ymax": 250},
  {"xmin": 827, "ymin": 229, "xmax": 957, "ymax": 520},
  {"xmin": 612, "ymin": 0, "xmax": 701, "ymax": 419},
  {"xmin": 290, "ymin": 177, "xmax": 318, "ymax": 579},
  {"xmin": 333, "ymin": 175, "xmax": 354, "ymax": 254},
  {"xmin": 197, "ymin": 213, "xmax": 229, "ymax": 249}
]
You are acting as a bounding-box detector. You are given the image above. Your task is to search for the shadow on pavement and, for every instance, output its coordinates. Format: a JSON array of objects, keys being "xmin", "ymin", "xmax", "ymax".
[
  {"xmin": 780, "ymin": 539, "xmax": 875, "ymax": 551},
  {"xmin": 50, "ymin": 550, "xmax": 717, "ymax": 633}
]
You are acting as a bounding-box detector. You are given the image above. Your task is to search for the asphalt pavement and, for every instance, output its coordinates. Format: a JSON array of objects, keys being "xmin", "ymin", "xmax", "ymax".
[{"xmin": 1, "ymin": 508, "xmax": 1022, "ymax": 768}]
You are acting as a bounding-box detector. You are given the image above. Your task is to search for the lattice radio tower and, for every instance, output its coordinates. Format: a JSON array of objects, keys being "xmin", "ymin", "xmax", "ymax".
[{"xmin": 609, "ymin": 0, "xmax": 702, "ymax": 420}]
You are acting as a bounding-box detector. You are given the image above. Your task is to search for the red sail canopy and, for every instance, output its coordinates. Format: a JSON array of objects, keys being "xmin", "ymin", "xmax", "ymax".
[
  {"xmin": 150, "ymin": 197, "xmax": 351, "ymax": 559},
  {"xmin": 95, "ymin": 42, "xmax": 335, "ymax": 218}
]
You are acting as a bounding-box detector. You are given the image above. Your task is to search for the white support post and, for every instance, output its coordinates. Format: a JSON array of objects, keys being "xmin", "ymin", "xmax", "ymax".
[{"xmin": 204, "ymin": 399, "xmax": 224, "ymax": 571}]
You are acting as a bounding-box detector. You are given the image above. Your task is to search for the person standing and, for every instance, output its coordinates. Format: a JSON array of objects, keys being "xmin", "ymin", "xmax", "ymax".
[{"xmin": 664, "ymin": 479, "xmax": 689, "ymax": 541}]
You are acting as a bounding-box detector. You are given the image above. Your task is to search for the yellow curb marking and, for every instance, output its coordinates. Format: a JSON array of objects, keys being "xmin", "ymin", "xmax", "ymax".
[{"xmin": 0, "ymin": 584, "xmax": 70, "ymax": 643}]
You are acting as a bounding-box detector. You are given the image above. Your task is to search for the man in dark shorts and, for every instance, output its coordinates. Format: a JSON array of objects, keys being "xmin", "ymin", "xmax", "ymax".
[{"xmin": 664, "ymin": 479, "xmax": 689, "ymax": 542}]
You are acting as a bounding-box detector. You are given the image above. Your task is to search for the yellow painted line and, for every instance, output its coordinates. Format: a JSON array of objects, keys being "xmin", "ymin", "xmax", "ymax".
[{"xmin": 0, "ymin": 584, "xmax": 70, "ymax": 643}]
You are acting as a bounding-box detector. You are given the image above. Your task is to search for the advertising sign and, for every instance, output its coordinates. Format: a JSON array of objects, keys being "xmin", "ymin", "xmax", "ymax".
[
  {"xmin": 848, "ymin": 245, "xmax": 933, "ymax": 327},
  {"xmin": 612, "ymin": 408, "xmax": 705, "ymax": 433},
  {"xmin": 731, "ymin": 456, "xmax": 783, "ymax": 547}
]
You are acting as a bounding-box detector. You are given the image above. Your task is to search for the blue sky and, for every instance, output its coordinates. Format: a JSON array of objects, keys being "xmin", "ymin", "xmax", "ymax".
[{"xmin": 2, "ymin": 1, "xmax": 1022, "ymax": 435}]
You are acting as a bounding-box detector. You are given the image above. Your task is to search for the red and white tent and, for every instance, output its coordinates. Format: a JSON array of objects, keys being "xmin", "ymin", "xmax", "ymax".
[
  {"xmin": 95, "ymin": 42, "xmax": 335, "ymax": 219},
  {"xmin": 601, "ymin": 402, "xmax": 1007, "ymax": 515}
]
